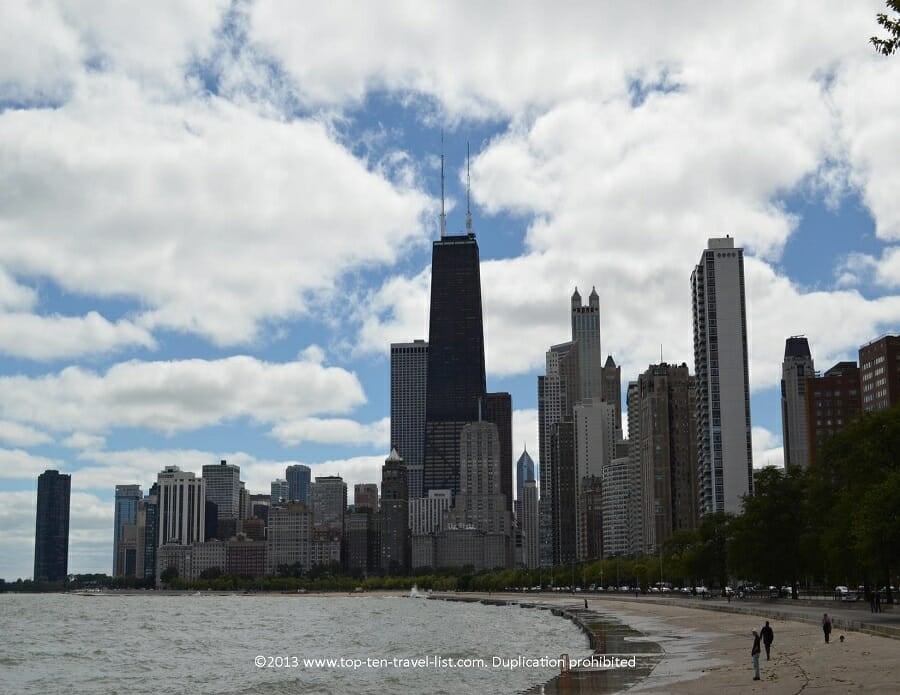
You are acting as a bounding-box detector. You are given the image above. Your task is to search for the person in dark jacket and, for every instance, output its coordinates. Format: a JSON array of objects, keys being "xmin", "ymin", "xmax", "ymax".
[
  {"xmin": 760, "ymin": 620, "xmax": 774, "ymax": 660},
  {"xmin": 751, "ymin": 629, "xmax": 761, "ymax": 680},
  {"xmin": 822, "ymin": 613, "xmax": 832, "ymax": 643}
]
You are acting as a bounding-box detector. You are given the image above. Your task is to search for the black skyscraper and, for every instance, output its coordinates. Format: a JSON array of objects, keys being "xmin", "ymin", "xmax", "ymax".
[
  {"xmin": 34, "ymin": 469, "xmax": 71, "ymax": 581},
  {"xmin": 423, "ymin": 231, "xmax": 487, "ymax": 497}
]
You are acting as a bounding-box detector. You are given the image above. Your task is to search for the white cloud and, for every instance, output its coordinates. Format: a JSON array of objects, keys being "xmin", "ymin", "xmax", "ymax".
[
  {"xmin": 62, "ymin": 432, "xmax": 107, "ymax": 451},
  {"xmin": 271, "ymin": 417, "xmax": 390, "ymax": 447},
  {"xmin": 0, "ymin": 311, "xmax": 155, "ymax": 361},
  {"xmin": 752, "ymin": 426, "xmax": 784, "ymax": 470},
  {"xmin": 0, "ymin": 421, "xmax": 52, "ymax": 447},
  {"xmin": 0, "ymin": 449, "xmax": 64, "ymax": 480},
  {"xmin": 0, "ymin": 355, "xmax": 367, "ymax": 434},
  {"xmin": 0, "ymin": 268, "xmax": 38, "ymax": 312},
  {"xmin": 0, "ymin": 72, "xmax": 432, "ymax": 347}
]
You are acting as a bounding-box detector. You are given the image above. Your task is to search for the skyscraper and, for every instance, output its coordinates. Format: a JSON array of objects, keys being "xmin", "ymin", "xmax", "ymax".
[
  {"xmin": 381, "ymin": 449, "xmax": 409, "ymax": 573},
  {"xmin": 310, "ymin": 476, "xmax": 347, "ymax": 534},
  {"xmin": 781, "ymin": 336, "xmax": 815, "ymax": 471},
  {"xmin": 354, "ymin": 483, "xmax": 379, "ymax": 512},
  {"xmin": 636, "ymin": 363, "xmax": 698, "ymax": 553},
  {"xmin": 202, "ymin": 460, "xmax": 241, "ymax": 522},
  {"xmin": 806, "ymin": 361, "xmax": 862, "ymax": 467},
  {"xmin": 691, "ymin": 237, "xmax": 753, "ymax": 515},
  {"xmin": 390, "ymin": 340, "xmax": 428, "ymax": 500},
  {"xmin": 270, "ymin": 478, "xmax": 289, "ymax": 505},
  {"xmin": 859, "ymin": 334, "xmax": 900, "ymax": 412},
  {"xmin": 156, "ymin": 466, "xmax": 205, "ymax": 547},
  {"xmin": 521, "ymin": 480, "xmax": 540, "ymax": 569},
  {"xmin": 515, "ymin": 446, "xmax": 535, "ymax": 505},
  {"xmin": 481, "ymin": 391, "xmax": 513, "ymax": 512},
  {"xmin": 286, "ymin": 464, "xmax": 311, "ymax": 504},
  {"xmin": 113, "ymin": 484, "xmax": 142, "ymax": 576},
  {"xmin": 423, "ymin": 228, "xmax": 487, "ymax": 498},
  {"xmin": 34, "ymin": 469, "xmax": 71, "ymax": 582}
]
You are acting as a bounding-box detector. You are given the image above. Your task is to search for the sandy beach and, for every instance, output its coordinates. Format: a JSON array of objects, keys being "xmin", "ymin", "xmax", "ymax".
[{"xmin": 454, "ymin": 592, "xmax": 899, "ymax": 693}]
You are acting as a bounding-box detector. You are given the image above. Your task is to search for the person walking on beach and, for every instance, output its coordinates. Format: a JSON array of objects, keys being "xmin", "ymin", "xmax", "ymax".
[
  {"xmin": 751, "ymin": 629, "xmax": 761, "ymax": 680},
  {"xmin": 822, "ymin": 613, "xmax": 832, "ymax": 643},
  {"xmin": 760, "ymin": 621, "xmax": 774, "ymax": 660}
]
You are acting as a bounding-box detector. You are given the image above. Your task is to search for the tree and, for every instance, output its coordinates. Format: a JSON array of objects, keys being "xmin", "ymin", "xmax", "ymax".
[
  {"xmin": 871, "ymin": 0, "xmax": 900, "ymax": 56},
  {"xmin": 160, "ymin": 566, "xmax": 178, "ymax": 584}
]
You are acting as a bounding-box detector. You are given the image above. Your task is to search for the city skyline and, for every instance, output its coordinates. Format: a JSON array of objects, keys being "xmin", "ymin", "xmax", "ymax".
[{"xmin": 2, "ymin": 2, "xmax": 900, "ymax": 581}]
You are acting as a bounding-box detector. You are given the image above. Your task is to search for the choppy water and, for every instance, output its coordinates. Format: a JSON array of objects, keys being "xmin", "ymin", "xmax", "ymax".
[{"xmin": 1, "ymin": 593, "xmax": 597, "ymax": 694}]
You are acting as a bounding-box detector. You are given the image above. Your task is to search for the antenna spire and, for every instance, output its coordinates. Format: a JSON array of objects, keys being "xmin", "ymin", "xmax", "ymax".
[
  {"xmin": 439, "ymin": 131, "xmax": 447, "ymax": 238},
  {"xmin": 465, "ymin": 141, "xmax": 473, "ymax": 234}
]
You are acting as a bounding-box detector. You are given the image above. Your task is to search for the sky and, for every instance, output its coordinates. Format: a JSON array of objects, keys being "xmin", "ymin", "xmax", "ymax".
[{"xmin": 1, "ymin": 1, "xmax": 899, "ymax": 581}]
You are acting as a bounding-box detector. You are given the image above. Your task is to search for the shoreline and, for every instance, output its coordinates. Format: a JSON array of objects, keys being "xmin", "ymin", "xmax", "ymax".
[{"xmin": 450, "ymin": 592, "xmax": 900, "ymax": 693}]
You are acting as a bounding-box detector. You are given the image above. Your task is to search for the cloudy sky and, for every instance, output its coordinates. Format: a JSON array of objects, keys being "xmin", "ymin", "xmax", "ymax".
[{"xmin": 2, "ymin": 1, "xmax": 898, "ymax": 580}]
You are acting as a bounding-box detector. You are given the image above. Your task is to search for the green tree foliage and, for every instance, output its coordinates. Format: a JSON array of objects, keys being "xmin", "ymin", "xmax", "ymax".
[
  {"xmin": 729, "ymin": 467, "xmax": 807, "ymax": 595},
  {"xmin": 871, "ymin": 0, "xmax": 900, "ymax": 56},
  {"xmin": 809, "ymin": 404, "xmax": 900, "ymax": 596},
  {"xmin": 693, "ymin": 512, "xmax": 732, "ymax": 588}
]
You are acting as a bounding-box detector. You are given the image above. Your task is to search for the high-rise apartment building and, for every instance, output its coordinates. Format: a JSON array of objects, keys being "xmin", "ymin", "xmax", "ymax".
[
  {"xmin": 806, "ymin": 362, "xmax": 862, "ymax": 466},
  {"xmin": 636, "ymin": 363, "xmax": 698, "ymax": 554},
  {"xmin": 390, "ymin": 340, "xmax": 428, "ymax": 500},
  {"xmin": 448, "ymin": 422, "xmax": 510, "ymax": 537},
  {"xmin": 381, "ymin": 449, "xmax": 409, "ymax": 573},
  {"xmin": 286, "ymin": 464, "xmax": 311, "ymax": 505},
  {"xmin": 691, "ymin": 237, "xmax": 753, "ymax": 514},
  {"xmin": 860, "ymin": 334, "xmax": 900, "ymax": 412},
  {"xmin": 423, "ymin": 229, "xmax": 487, "ymax": 498},
  {"xmin": 113, "ymin": 484, "xmax": 142, "ymax": 576},
  {"xmin": 266, "ymin": 503, "xmax": 312, "ymax": 575},
  {"xmin": 34, "ymin": 469, "xmax": 71, "ymax": 581},
  {"xmin": 310, "ymin": 476, "xmax": 347, "ymax": 534},
  {"xmin": 202, "ymin": 460, "xmax": 241, "ymax": 522},
  {"xmin": 157, "ymin": 467, "xmax": 205, "ymax": 547},
  {"xmin": 781, "ymin": 337, "xmax": 815, "ymax": 471},
  {"xmin": 602, "ymin": 355, "xmax": 623, "ymax": 434},
  {"xmin": 625, "ymin": 381, "xmax": 643, "ymax": 555},
  {"xmin": 521, "ymin": 480, "xmax": 540, "ymax": 569},
  {"xmin": 409, "ymin": 489, "xmax": 452, "ymax": 535}
]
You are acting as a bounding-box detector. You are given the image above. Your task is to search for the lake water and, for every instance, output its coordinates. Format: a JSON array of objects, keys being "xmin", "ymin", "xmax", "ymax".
[{"xmin": 2, "ymin": 593, "xmax": 606, "ymax": 694}]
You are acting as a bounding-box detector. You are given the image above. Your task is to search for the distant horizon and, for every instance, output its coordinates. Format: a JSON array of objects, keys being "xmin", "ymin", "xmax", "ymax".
[{"xmin": 2, "ymin": 2, "xmax": 899, "ymax": 580}]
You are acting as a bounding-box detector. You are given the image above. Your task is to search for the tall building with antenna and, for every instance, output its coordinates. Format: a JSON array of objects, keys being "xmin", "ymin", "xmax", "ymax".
[{"xmin": 422, "ymin": 144, "xmax": 511, "ymax": 525}]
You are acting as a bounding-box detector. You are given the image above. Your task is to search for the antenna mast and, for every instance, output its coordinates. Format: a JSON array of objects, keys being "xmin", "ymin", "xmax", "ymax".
[
  {"xmin": 465, "ymin": 141, "xmax": 473, "ymax": 233},
  {"xmin": 440, "ymin": 131, "xmax": 447, "ymax": 238}
]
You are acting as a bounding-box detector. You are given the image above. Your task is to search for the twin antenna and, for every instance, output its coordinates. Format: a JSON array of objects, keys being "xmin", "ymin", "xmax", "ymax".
[{"xmin": 439, "ymin": 133, "xmax": 472, "ymax": 238}]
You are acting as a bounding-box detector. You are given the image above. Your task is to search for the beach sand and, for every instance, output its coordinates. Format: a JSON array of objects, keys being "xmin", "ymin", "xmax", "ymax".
[{"xmin": 489, "ymin": 594, "xmax": 899, "ymax": 693}]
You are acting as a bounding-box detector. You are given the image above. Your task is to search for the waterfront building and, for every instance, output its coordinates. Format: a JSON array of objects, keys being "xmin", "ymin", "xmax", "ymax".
[
  {"xmin": 156, "ymin": 466, "xmax": 205, "ymax": 546},
  {"xmin": 601, "ymin": 355, "xmax": 623, "ymax": 435},
  {"xmin": 859, "ymin": 334, "xmax": 900, "ymax": 412},
  {"xmin": 391, "ymin": 340, "xmax": 428, "ymax": 500},
  {"xmin": 266, "ymin": 503, "xmax": 312, "ymax": 575},
  {"xmin": 156, "ymin": 544, "xmax": 191, "ymax": 584},
  {"xmin": 226, "ymin": 536, "xmax": 266, "ymax": 578},
  {"xmin": 113, "ymin": 484, "xmax": 142, "ymax": 576},
  {"xmin": 422, "ymin": 222, "xmax": 487, "ymax": 499},
  {"xmin": 521, "ymin": 480, "xmax": 540, "ymax": 569},
  {"xmin": 781, "ymin": 336, "xmax": 815, "ymax": 471},
  {"xmin": 601, "ymin": 453, "xmax": 631, "ymax": 557},
  {"xmin": 202, "ymin": 460, "xmax": 241, "ymax": 522},
  {"xmin": 285, "ymin": 464, "xmax": 311, "ymax": 504},
  {"xmin": 409, "ymin": 489, "xmax": 451, "ymax": 535},
  {"xmin": 691, "ymin": 236, "xmax": 753, "ymax": 514},
  {"xmin": 381, "ymin": 449, "xmax": 409, "ymax": 573},
  {"xmin": 806, "ymin": 362, "xmax": 862, "ymax": 467},
  {"xmin": 636, "ymin": 363, "xmax": 698, "ymax": 554},
  {"xmin": 34, "ymin": 470, "xmax": 71, "ymax": 582},
  {"xmin": 136, "ymin": 485, "xmax": 158, "ymax": 581},
  {"xmin": 346, "ymin": 509, "xmax": 379, "ymax": 575},
  {"xmin": 310, "ymin": 476, "xmax": 347, "ymax": 535},
  {"xmin": 481, "ymin": 392, "xmax": 513, "ymax": 513}
]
